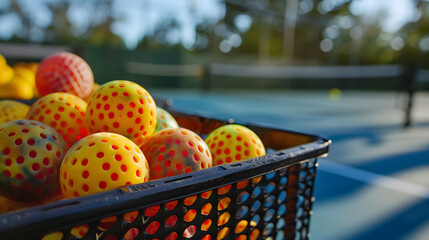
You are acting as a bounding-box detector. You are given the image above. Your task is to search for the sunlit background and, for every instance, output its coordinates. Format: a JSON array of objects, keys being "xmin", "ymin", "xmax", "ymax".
[{"xmin": 1, "ymin": 0, "xmax": 429, "ymax": 90}]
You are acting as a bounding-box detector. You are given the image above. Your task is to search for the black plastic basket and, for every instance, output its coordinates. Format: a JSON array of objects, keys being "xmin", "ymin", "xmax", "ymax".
[{"xmin": 0, "ymin": 100, "xmax": 331, "ymax": 240}]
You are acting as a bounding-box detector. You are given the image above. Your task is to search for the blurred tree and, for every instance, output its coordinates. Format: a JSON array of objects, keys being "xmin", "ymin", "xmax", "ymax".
[
  {"xmin": 45, "ymin": 1, "xmax": 78, "ymax": 44},
  {"xmin": 0, "ymin": 0, "xmax": 125, "ymax": 47},
  {"xmin": 400, "ymin": 1, "xmax": 429, "ymax": 68},
  {"xmin": 1, "ymin": 0, "xmax": 427, "ymax": 67}
]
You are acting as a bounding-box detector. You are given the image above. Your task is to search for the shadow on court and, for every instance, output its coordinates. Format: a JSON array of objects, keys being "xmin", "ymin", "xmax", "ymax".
[
  {"xmin": 315, "ymin": 147, "xmax": 429, "ymax": 203},
  {"xmin": 347, "ymin": 198, "xmax": 429, "ymax": 240}
]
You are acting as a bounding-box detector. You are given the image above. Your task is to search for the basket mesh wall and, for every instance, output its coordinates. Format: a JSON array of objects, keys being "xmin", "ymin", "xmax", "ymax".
[{"xmin": 40, "ymin": 157, "xmax": 318, "ymax": 240}]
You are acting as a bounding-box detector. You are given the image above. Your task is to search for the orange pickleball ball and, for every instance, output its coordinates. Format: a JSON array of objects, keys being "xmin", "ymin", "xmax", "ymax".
[
  {"xmin": 86, "ymin": 80, "xmax": 157, "ymax": 146},
  {"xmin": 205, "ymin": 124, "xmax": 266, "ymax": 166},
  {"xmin": 26, "ymin": 92, "xmax": 90, "ymax": 148},
  {"xmin": 140, "ymin": 128, "xmax": 212, "ymax": 180},
  {"xmin": 35, "ymin": 52, "xmax": 94, "ymax": 99}
]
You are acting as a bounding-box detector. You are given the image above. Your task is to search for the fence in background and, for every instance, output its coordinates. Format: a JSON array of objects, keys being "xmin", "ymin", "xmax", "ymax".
[
  {"xmin": 0, "ymin": 43, "xmax": 427, "ymax": 127},
  {"xmin": 125, "ymin": 61, "xmax": 429, "ymax": 127},
  {"xmin": 0, "ymin": 43, "xmax": 72, "ymax": 60}
]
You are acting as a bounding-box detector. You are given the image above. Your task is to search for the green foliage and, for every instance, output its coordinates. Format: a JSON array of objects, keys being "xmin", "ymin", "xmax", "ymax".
[
  {"xmin": 1, "ymin": 0, "xmax": 125, "ymax": 48},
  {"xmin": 1, "ymin": 0, "xmax": 428, "ymax": 67}
]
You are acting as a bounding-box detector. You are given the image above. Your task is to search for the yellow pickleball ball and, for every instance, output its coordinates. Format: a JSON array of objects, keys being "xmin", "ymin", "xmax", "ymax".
[
  {"xmin": 0, "ymin": 100, "xmax": 30, "ymax": 124},
  {"xmin": 0, "ymin": 78, "xmax": 35, "ymax": 100},
  {"xmin": 86, "ymin": 80, "xmax": 157, "ymax": 147},
  {"xmin": 26, "ymin": 92, "xmax": 90, "ymax": 149},
  {"xmin": 205, "ymin": 124, "xmax": 266, "ymax": 166},
  {"xmin": 59, "ymin": 132, "xmax": 149, "ymax": 198},
  {"xmin": 0, "ymin": 120, "xmax": 67, "ymax": 202},
  {"xmin": 0, "ymin": 64, "xmax": 14, "ymax": 86},
  {"xmin": 0, "ymin": 54, "xmax": 6, "ymax": 67}
]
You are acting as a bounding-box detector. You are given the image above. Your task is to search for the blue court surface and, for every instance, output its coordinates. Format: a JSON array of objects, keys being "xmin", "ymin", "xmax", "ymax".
[{"xmin": 153, "ymin": 89, "xmax": 429, "ymax": 240}]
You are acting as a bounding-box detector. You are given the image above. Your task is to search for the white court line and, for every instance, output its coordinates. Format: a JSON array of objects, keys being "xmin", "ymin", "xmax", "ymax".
[{"xmin": 319, "ymin": 161, "xmax": 429, "ymax": 199}]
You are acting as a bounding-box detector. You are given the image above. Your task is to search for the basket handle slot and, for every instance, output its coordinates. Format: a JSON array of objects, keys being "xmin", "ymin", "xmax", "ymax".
[
  {"xmin": 42, "ymin": 200, "xmax": 80, "ymax": 212},
  {"xmin": 230, "ymin": 163, "xmax": 242, "ymax": 167},
  {"xmin": 164, "ymin": 175, "xmax": 193, "ymax": 184}
]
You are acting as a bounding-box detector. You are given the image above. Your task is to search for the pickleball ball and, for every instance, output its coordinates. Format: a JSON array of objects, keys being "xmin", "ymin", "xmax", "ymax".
[
  {"xmin": 155, "ymin": 107, "xmax": 179, "ymax": 132},
  {"xmin": 0, "ymin": 120, "xmax": 67, "ymax": 202},
  {"xmin": 140, "ymin": 128, "xmax": 212, "ymax": 180},
  {"xmin": 86, "ymin": 80, "xmax": 157, "ymax": 146},
  {"xmin": 0, "ymin": 100, "xmax": 30, "ymax": 124},
  {"xmin": 205, "ymin": 124, "xmax": 266, "ymax": 166},
  {"xmin": 35, "ymin": 52, "xmax": 94, "ymax": 99},
  {"xmin": 26, "ymin": 92, "xmax": 90, "ymax": 148},
  {"xmin": 59, "ymin": 132, "xmax": 149, "ymax": 198}
]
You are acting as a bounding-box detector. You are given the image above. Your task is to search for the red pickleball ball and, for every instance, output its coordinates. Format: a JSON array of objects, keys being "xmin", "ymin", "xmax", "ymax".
[{"xmin": 35, "ymin": 52, "xmax": 94, "ymax": 99}]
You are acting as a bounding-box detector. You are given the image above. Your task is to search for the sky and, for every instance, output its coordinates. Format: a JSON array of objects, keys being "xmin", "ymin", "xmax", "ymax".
[
  {"xmin": 349, "ymin": 0, "xmax": 417, "ymax": 32},
  {"xmin": 0, "ymin": 0, "xmax": 420, "ymax": 49},
  {"xmin": 107, "ymin": 0, "xmax": 224, "ymax": 49},
  {"xmin": 111, "ymin": 0, "xmax": 419, "ymax": 49}
]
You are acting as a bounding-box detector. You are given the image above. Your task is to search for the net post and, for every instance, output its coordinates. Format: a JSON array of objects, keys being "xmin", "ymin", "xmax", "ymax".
[
  {"xmin": 403, "ymin": 63, "xmax": 417, "ymax": 128},
  {"xmin": 201, "ymin": 64, "xmax": 211, "ymax": 92}
]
